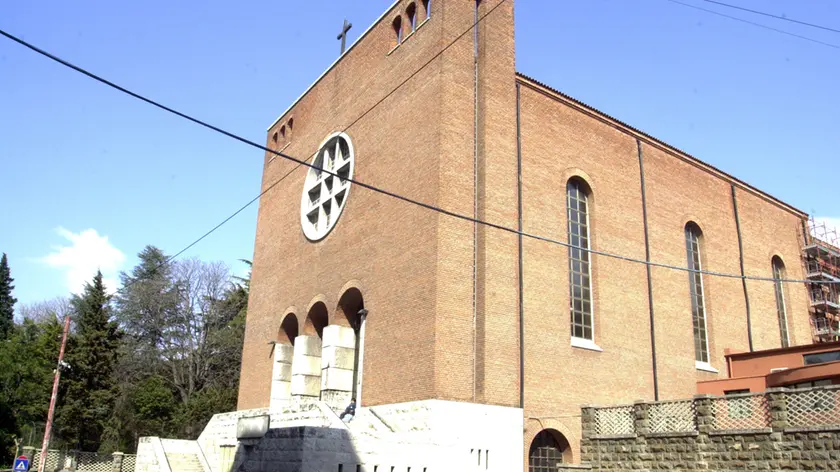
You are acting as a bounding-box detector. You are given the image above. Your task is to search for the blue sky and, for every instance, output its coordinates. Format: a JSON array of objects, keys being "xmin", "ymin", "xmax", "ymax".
[{"xmin": 2, "ymin": 0, "xmax": 838, "ymax": 306}]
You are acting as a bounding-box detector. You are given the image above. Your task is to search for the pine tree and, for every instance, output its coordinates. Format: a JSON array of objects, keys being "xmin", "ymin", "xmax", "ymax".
[
  {"xmin": 55, "ymin": 271, "xmax": 121, "ymax": 452},
  {"xmin": 115, "ymin": 246, "xmax": 179, "ymax": 349},
  {"xmin": 0, "ymin": 253, "xmax": 17, "ymax": 340}
]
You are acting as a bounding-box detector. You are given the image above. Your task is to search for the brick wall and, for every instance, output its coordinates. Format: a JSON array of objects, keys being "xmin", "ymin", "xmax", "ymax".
[
  {"xmin": 517, "ymin": 76, "xmax": 810, "ymax": 462},
  {"xmin": 241, "ymin": 0, "xmax": 814, "ymax": 466},
  {"xmin": 581, "ymin": 386, "xmax": 840, "ymax": 470}
]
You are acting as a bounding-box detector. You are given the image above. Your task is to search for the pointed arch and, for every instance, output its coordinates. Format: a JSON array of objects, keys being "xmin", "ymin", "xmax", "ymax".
[
  {"xmin": 421, "ymin": 0, "xmax": 431, "ymax": 20},
  {"xmin": 392, "ymin": 15, "xmax": 403, "ymax": 47},
  {"xmin": 406, "ymin": 3, "xmax": 418, "ymax": 32},
  {"xmin": 771, "ymin": 255, "xmax": 790, "ymax": 348}
]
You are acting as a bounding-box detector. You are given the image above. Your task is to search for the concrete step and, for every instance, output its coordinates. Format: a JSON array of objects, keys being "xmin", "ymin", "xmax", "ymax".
[{"xmin": 165, "ymin": 452, "xmax": 204, "ymax": 472}]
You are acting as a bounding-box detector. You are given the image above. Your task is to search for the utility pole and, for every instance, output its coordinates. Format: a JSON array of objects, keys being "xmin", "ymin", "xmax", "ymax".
[{"xmin": 38, "ymin": 314, "xmax": 70, "ymax": 472}]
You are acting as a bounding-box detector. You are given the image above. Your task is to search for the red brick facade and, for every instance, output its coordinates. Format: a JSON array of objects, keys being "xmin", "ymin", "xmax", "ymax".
[{"xmin": 237, "ymin": 0, "xmax": 810, "ymax": 464}]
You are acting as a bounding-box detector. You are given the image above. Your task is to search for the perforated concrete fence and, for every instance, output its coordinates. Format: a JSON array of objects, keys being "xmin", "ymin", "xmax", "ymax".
[
  {"xmin": 24, "ymin": 449, "xmax": 136, "ymax": 472},
  {"xmin": 786, "ymin": 386, "xmax": 840, "ymax": 428},
  {"xmin": 710, "ymin": 392, "xmax": 770, "ymax": 431},
  {"xmin": 587, "ymin": 386, "xmax": 840, "ymax": 438},
  {"xmin": 648, "ymin": 399, "xmax": 696, "ymax": 434},
  {"xmin": 592, "ymin": 405, "xmax": 634, "ymax": 436},
  {"xmin": 582, "ymin": 386, "xmax": 840, "ymax": 471}
]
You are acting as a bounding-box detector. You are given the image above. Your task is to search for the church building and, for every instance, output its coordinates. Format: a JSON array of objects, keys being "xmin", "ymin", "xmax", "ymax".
[{"xmin": 236, "ymin": 0, "xmax": 811, "ymax": 469}]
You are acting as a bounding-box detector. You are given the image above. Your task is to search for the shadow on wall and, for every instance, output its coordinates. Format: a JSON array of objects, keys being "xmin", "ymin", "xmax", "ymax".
[{"xmin": 231, "ymin": 426, "xmax": 363, "ymax": 472}]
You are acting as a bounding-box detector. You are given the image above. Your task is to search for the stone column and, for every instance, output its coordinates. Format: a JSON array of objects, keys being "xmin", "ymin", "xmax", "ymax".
[
  {"xmin": 581, "ymin": 405, "xmax": 596, "ymax": 439},
  {"xmin": 320, "ymin": 325, "xmax": 356, "ymax": 410},
  {"xmin": 633, "ymin": 400, "xmax": 650, "ymax": 471},
  {"xmin": 693, "ymin": 394, "xmax": 713, "ymax": 434},
  {"xmin": 580, "ymin": 405, "xmax": 596, "ymax": 463},
  {"xmin": 66, "ymin": 449, "xmax": 78, "ymax": 471},
  {"xmin": 693, "ymin": 394, "xmax": 713, "ymax": 469},
  {"xmin": 290, "ymin": 335, "xmax": 322, "ymax": 407},
  {"xmin": 111, "ymin": 452, "xmax": 124, "ymax": 472},
  {"xmin": 766, "ymin": 388, "xmax": 789, "ymax": 431},
  {"xmin": 269, "ymin": 344, "xmax": 294, "ymax": 410},
  {"xmin": 633, "ymin": 400, "xmax": 650, "ymax": 437}
]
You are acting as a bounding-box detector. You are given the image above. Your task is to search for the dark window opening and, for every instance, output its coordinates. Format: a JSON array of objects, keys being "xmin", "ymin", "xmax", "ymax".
[
  {"xmin": 567, "ymin": 179, "xmax": 593, "ymax": 341},
  {"xmin": 804, "ymin": 350, "xmax": 840, "ymax": 365},
  {"xmin": 529, "ymin": 430, "xmax": 566, "ymax": 472},
  {"xmin": 392, "ymin": 16, "xmax": 403, "ymax": 45},
  {"xmin": 686, "ymin": 222, "xmax": 709, "ymax": 364},
  {"xmin": 772, "ymin": 257, "xmax": 790, "ymax": 348},
  {"xmin": 407, "ymin": 3, "xmax": 417, "ymax": 32}
]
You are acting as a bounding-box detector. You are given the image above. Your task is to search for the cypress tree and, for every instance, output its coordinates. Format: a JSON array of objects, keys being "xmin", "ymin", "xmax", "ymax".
[{"xmin": 0, "ymin": 253, "xmax": 17, "ymax": 340}]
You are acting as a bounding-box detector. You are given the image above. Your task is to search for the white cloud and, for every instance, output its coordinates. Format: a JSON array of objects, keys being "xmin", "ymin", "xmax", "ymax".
[
  {"xmin": 812, "ymin": 217, "xmax": 840, "ymax": 245},
  {"xmin": 41, "ymin": 227, "xmax": 126, "ymax": 295}
]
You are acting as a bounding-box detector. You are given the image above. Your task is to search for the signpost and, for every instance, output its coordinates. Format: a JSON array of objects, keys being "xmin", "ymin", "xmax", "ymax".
[{"xmin": 13, "ymin": 455, "xmax": 29, "ymax": 472}]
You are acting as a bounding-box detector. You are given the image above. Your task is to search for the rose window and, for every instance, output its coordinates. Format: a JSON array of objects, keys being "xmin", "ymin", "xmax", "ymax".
[{"xmin": 300, "ymin": 132, "xmax": 355, "ymax": 241}]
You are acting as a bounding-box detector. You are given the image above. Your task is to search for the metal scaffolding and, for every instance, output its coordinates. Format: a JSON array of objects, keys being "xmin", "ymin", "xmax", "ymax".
[{"xmin": 802, "ymin": 217, "xmax": 840, "ymax": 342}]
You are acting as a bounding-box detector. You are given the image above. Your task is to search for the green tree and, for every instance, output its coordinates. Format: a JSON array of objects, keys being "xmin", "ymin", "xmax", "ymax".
[
  {"xmin": 0, "ymin": 253, "xmax": 17, "ymax": 340},
  {"xmin": 116, "ymin": 246, "xmax": 179, "ymax": 351},
  {"xmin": 174, "ymin": 278, "xmax": 248, "ymax": 437},
  {"xmin": 0, "ymin": 316, "xmax": 62, "ymax": 464},
  {"xmin": 55, "ymin": 272, "xmax": 121, "ymax": 453}
]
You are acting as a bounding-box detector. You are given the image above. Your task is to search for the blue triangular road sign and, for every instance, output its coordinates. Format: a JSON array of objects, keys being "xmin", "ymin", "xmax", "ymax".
[{"xmin": 13, "ymin": 456, "xmax": 29, "ymax": 471}]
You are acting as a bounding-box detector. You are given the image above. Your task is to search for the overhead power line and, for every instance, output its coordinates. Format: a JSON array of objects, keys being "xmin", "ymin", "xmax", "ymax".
[
  {"xmin": 665, "ymin": 0, "xmax": 840, "ymax": 50},
  {"xmin": 2, "ymin": 5, "xmax": 838, "ymax": 286},
  {"xmin": 702, "ymin": 0, "xmax": 840, "ymax": 35},
  {"xmin": 0, "ymin": 0, "xmax": 509, "ymax": 297},
  {"xmin": 112, "ymin": 164, "xmax": 300, "ymax": 299}
]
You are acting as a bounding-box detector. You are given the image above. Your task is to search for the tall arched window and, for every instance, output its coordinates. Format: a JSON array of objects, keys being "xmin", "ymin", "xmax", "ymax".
[
  {"xmin": 685, "ymin": 223, "xmax": 709, "ymax": 364},
  {"xmin": 567, "ymin": 179, "xmax": 593, "ymax": 342},
  {"xmin": 392, "ymin": 16, "xmax": 403, "ymax": 46},
  {"xmin": 407, "ymin": 3, "xmax": 417, "ymax": 32},
  {"xmin": 772, "ymin": 256, "xmax": 790, "ymax": 348},
  {"xmin": 529, "ymin": 430, "xmax": 568, "ymax": 472},
  {"xmin": 422, "ymin": 0, "xmax": 431, "ymax": 20}
]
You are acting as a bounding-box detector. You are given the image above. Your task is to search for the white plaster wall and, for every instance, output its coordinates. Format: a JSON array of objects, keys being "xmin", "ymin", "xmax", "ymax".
[
  {"xmin": 182, "ymin": 399, "xmax": 523, "ymax": 472},
  {"xmin": 197, "ymin": 408, "xmax": 269, "ymax": 472},
  {"xmin": 360, "ymin": 400, "xmax": 524, "ymax": 472}
]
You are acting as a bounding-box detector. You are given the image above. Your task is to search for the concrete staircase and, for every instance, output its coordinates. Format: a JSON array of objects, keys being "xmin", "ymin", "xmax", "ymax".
[
  {"xmin": 159, "ymin": 439, "xmax": 209, "ymax": 472},
  {"xmin": 164, "ymin": 452, "xmax": 205, "ymax": 472}
]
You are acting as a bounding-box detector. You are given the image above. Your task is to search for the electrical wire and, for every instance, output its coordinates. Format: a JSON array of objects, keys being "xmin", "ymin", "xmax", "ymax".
[
  {"xmin": 665, "ymin": 0, "xmax": 840, "ymax": 50},
  {"xmin": 0, "ymin": 0, "xmax": 509, "ymax": 296},
  {"xmin": 114, "ymin": 164, "xmax": 300, "ymax": 298},
  {"xmin": 702, "ymin": 0, "xmax": 840, "ymax": 35},
  {"xmin": 2, "ymin": 3, "xmax": 838, "ymax": 287}
]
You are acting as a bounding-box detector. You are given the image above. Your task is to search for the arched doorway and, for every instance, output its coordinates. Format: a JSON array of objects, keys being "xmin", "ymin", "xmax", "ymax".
[
  {"xmin": 336, "ymin": 288, "xmax": 365, "ymax": 402},
  {"xmin": 528, "ymin": 429, "xmax": 570, "ymax": 472}
]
